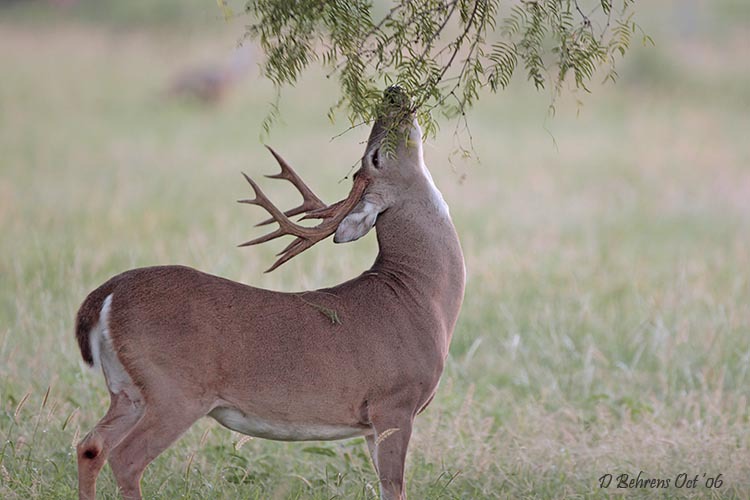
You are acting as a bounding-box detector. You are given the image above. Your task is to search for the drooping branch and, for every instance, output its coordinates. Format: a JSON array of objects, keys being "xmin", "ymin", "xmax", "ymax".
[{"xmin": 243, "ymin": 0, "xmax": 643, "ymax": 149}]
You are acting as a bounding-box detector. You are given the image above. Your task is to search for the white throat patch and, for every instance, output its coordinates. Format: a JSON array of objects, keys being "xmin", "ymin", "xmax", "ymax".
[
  {"xmin": 411, "ymin": 122, "xmax": 450, "ymax": 217},
  {"xmin": 419, "ymin": 157, "xmax": 450, "ymax": 217}
]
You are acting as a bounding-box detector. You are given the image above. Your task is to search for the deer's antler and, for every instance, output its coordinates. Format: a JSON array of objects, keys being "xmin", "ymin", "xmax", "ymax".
[
  {"xmin": 255, "ymin": 146, "xmax": 326, "ymax": 226},
  {"xmin": 239, "ymin": 147, "xmax": 370, "ymax": 272}
]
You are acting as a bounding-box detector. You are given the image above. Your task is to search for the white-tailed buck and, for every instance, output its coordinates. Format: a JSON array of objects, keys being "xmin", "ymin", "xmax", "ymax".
[{"xmin": 74, "ymin": 87, "xmax": 465, "ymax": 500}]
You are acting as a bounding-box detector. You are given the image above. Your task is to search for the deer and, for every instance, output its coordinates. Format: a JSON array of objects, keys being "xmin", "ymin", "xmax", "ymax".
[
  {"xmin": 167, "ymin": 45, "xmax": 254, "ymax": 104},
  {"xmin": 73, "ymin": 87, "xmax": 465, "ymax": 500}
]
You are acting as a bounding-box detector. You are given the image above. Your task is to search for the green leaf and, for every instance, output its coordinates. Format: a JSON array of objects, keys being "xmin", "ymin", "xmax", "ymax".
[{"xmin": 216, "ymin": 0, "xmax": 233, "ymax": 22}]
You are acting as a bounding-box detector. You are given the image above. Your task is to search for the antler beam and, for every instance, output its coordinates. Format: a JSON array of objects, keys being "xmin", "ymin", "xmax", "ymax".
[{"xmin": 239, "ymin": 148, "xmax": 369, "ymax": 272}]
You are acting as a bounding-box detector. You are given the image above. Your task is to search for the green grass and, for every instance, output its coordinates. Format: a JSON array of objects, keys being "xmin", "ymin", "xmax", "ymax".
[{"xmin": 2, "ymin": 2, "xmax": 750, "ymax": 498}]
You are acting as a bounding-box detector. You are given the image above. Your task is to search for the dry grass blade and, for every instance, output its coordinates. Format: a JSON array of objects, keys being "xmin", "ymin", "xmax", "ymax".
[
  {"xmin": 13, "ymin": 392, "xmax": 30, "ymax": 421},
  {"xmin": 198, "ymin": 428, "xmax": 210, "ymax": 447},
  {"xmin": 62, "ymin": 408, "xmax": 78, "ymax": 431},
  {"xmin": 375, "ymin": 427, "xmax": 400, "ymax": 445},
  {"xmin": 234, "ymin": 435, "xmax": 253, "ymax": 450},
  {"xmin": 41, "ymin": 386, "xmax": 50, "ymax": 410},
  {"xmin": 71, "ymin": 426, "xmax": 80, "ymax": 450}
]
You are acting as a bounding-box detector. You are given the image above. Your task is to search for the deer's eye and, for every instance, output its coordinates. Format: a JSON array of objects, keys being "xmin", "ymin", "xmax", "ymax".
[{"xmin": 371, "ymin": 149, "xmax": 381, "ymax": 169}]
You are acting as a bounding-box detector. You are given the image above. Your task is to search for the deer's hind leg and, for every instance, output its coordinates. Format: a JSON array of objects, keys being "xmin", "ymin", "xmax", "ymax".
[
  {"xmin": 106, "ymin": 397, "xmax": 205, "ymax": 500},
  {"xmin": 77, "ymin": 390, "xmax": 144, "ymax": 500}
]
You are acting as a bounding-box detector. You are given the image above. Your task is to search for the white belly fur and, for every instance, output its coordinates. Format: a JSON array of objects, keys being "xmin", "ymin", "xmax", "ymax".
[{"xmin": 209, "ymin": 406, "xmax": 370, "ymax": 442}]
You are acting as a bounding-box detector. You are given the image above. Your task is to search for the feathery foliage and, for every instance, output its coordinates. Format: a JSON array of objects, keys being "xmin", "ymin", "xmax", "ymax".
[{"xmin": 244, "ymin": 0, "xmax": 646, "ymax": 147}]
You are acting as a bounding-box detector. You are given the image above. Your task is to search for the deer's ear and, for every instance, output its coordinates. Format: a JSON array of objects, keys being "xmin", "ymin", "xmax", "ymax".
[{"xmin": 334, "ymin": 200, "xmax": 380, "ymax": 243}]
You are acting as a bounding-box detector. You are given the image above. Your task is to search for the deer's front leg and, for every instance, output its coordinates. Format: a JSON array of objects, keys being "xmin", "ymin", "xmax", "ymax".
[{"xmin": 370, "ymin": 410, "xmax": 414, "ymax": 500}]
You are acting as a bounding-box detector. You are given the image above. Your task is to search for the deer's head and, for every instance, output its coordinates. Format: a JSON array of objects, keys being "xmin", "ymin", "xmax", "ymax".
[
  {"xmin": 241, "ymin": 87, "xmax": 432, "ymax": 271},
  {"xmin": 334, "ymin": 87, "xmax": 428, "ymax": 243}
]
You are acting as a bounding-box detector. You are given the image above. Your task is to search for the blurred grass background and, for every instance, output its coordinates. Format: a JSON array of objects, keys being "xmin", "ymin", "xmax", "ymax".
[{"xmin": 1, "ymin": 0, "xmax": 750, "ymax": 498}]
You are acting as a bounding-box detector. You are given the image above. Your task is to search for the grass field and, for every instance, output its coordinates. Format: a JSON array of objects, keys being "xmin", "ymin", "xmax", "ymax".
[{"xmin": 2, "ymin": 1, "xmax": 750, "ymax": 498}]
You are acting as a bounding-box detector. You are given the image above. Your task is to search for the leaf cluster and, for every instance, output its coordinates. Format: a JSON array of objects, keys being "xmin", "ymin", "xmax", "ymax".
[{"xmin": 244, "ymin": 0, "xmax": 646, "ymax": 147}]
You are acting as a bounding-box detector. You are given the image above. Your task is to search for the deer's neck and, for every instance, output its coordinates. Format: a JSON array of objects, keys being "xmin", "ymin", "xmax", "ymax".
[{"xmin": 369, "ymin": 181, "xmax": 465, "ymax": 342}]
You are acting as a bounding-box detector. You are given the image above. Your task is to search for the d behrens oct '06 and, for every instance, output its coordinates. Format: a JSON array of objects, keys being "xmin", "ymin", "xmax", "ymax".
[{"xmin": 74, "ymin": 88, "xmax": 465, "ymax": 500}]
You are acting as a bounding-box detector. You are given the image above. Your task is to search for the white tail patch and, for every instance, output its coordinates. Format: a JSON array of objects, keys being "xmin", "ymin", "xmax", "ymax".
[
  {"xmin": 87, "ymin": 294, "xmax": 112, "ymax": 371},
  {"xmin": 88, "ymin": 294, "xmax": 136, "ymax": 395}
]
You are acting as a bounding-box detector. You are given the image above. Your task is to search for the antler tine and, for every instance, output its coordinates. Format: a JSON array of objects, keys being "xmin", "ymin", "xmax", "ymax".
[
  {"xmin": 255, "ymin": 146, "xmax": 327, "ymax": 226},
  {"xmin": 237, "ymin": 227, "xmax": 286, "ymax": 248},
  {"xmin": 237, "ymin": 173, "xmax": 314, "ymax": 246},
  {"xmin": 300, "ymin": 199, "xmax": 346, "ymax": 221},
  {"xmin": 238, "ymin": 160, "xmax": 371, "ymax": 273},
  {"xmin": 298, "ymin": 174, "xmax": 365, "ymax": 221},
  {"xmin": 262, "ymin": 174, "xmax": 369, "ymax": 272},
  {"xmin": 265, "ymin": 238, "xmax": 314, "ymax": 273}
]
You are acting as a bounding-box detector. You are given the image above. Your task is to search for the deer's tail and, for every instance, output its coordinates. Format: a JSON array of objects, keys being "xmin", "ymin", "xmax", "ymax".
[{"xmin": 75, "ymin": 283, "xmax": 117, "ymax": 367}]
